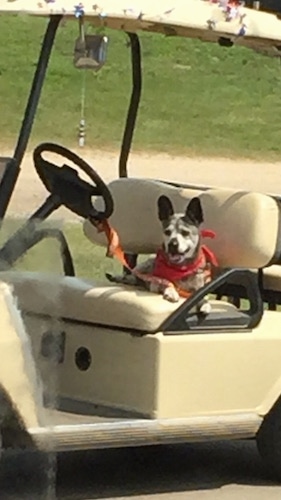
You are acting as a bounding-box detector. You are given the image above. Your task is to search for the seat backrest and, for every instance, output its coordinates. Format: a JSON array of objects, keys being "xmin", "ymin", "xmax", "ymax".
[
  {"xmin": 200, "ymin": 188, "xmax": 281, "ymax": 268},
  {"xmin": 84, "ymin": 178, "xmax": 202, "ymax": 254},
  {"xmin": 83, "ymin": 178, "xmax": 281, "ymax": 269}
]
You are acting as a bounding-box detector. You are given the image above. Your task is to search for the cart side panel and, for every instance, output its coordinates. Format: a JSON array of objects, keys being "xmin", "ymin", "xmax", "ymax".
[{"xmin": 0, "ymin": 282, "xmax": 43, "ymax": 430}]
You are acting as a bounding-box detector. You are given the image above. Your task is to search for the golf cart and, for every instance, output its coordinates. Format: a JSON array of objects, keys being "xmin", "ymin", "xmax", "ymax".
[{"xmin": 1, "ymin": 0, "xmax": 281, "ymax": 483}]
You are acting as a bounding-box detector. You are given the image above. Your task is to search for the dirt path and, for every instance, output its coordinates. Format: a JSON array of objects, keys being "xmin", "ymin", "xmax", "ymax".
[{"xmin": 5, "ymin": 147, "xmax": 281, "ymax": 220}]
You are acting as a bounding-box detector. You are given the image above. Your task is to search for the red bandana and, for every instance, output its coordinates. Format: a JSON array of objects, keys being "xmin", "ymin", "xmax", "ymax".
[{"xmin": 152, "ymin": 230, "xmax": 218, "ymax": 283}]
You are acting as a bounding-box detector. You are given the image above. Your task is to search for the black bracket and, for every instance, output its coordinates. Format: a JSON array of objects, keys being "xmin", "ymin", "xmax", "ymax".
[{"xmin": 159, "ymin": 268, "xmax": 263, "ymax": 333}]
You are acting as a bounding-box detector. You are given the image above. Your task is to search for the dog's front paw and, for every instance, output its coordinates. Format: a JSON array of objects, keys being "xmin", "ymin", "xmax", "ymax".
[
  {"xmin": 199, "ymin": 301, "xmax": 212, "ymax": 315},
  {"xmin": 163, "ymin": 286, "xmax": 180, "ymax": 303}
]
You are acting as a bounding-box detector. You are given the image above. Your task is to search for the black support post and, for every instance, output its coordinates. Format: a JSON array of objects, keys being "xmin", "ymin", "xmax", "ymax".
[{"xmin": 118, "ymin": 33, "xmax": 142, "ymax": 178}]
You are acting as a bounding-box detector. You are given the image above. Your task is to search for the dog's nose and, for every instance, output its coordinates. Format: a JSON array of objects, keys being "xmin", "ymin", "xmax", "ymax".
[{"xmin": 168, "ymin": 238, "xmax": 178, "ymax": 253}]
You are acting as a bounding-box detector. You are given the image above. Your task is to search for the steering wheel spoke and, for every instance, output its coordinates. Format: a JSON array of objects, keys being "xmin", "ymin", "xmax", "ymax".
[{"xmin": 33, "ymin": 142, "xmax": 114, "ymax": 220}]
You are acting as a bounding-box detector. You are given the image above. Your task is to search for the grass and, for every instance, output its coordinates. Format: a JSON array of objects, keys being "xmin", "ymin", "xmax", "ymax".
[
  {"xmin": 0, "ymin": 220, "xmax": 121, "ymax": 281},
  {"xmin": 0, "ymin": 15, "xmax": 281, "ymax": 158}
]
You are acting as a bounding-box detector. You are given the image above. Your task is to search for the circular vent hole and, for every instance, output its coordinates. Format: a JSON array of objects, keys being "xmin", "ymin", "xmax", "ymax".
[{"xmin": 75, "ymin": 347, "xmax": 92, "ymax": 371}]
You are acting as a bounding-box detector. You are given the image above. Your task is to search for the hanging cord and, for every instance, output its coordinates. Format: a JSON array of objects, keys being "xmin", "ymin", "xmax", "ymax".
[
  {"xmin": 79, "ymin": 69, "xmax": 86, "ymax": 147},
  {"xmin": 78, "ymin": 16, "xmax": 86, "ymax": 147}
]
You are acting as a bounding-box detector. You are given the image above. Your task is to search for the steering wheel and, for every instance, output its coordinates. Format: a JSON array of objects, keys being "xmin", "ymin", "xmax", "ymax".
[{"xmin": 33, "ymin": 142, "xmax": 114, "ymax": 220}]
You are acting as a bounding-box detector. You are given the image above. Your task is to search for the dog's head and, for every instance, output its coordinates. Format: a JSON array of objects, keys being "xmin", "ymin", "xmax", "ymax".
[{"xmin": 157, "ymin": 195, "xmax": 203, "ymax": 264}]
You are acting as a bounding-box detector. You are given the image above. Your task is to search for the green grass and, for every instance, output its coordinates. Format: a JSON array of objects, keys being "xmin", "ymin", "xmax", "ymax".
[
  {"xmin": 62, "ymin": 223, "xmax": 121, "ymax": 280},
  {"xmin": 1, "ymin": 15, "xmax": 281, "ymax": 158}
]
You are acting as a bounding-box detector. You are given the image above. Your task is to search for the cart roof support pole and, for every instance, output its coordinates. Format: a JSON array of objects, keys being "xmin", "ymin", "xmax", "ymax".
[
  {"xmin": 0, "ymin": 15, "xmax": 62, "ymax": 221},
  {"xmin": 14, "ymin": 15, "xmax": 62, "ymax": 165},
  {"xmin": 118, "ymin": 33, "xmax": 142, "ymax": 178}
]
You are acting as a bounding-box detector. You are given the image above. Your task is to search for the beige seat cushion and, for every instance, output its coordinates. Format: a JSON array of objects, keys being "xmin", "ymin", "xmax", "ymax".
[
  {"xmin": 0, "ymin": 271, "xmax": 237, "ymax": 332},
  {"xmin": 199, "ymin": 189, "xmax": 280, "ymax": 269}
]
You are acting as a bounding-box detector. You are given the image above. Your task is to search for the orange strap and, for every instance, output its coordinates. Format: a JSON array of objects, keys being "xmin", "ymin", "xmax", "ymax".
[{"xmin": 92, "ymin": 219, "xmax": 214, "ymax": 299}]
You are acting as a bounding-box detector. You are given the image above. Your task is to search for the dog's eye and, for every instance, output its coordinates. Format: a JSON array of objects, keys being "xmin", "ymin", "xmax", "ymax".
[
  {"xmin": 181, "ymin": 229, "xmax": 191, "ymax": 237},
  {"xmin": 164, "ymin": 229, "xmax": 172, "ymax": 236}
]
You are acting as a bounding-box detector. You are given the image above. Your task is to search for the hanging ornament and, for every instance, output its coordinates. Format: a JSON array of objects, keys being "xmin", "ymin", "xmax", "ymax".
[{"xmin": 73, "ymin": 16, "xmax": 109, "ymax": 147}]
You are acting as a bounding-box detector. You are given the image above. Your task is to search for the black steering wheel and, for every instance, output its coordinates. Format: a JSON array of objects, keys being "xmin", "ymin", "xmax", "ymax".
[{"xmin": 33, "ymin": 142, "xmax": 114, "ymax": 220}]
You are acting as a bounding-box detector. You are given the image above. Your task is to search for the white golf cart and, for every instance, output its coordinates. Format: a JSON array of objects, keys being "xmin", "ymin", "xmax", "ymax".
[{"xmin": 1, "ymin": 0, "xmax": 281, "ymax": 483}]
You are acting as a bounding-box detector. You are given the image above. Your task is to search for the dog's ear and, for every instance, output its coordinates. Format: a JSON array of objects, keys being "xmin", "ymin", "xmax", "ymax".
[
  {"xmin": 185, "ymin": 197, "xmax": 204, "ymax": 226},
  {"xmin": 158, "ymin": 195, "xmax": 174, "ymax": 221}
]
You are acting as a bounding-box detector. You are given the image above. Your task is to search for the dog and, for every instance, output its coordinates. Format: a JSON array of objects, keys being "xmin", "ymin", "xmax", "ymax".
[{"xmin": 107, "ymin": 195, "xmax": 217, "ymax": 315}]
